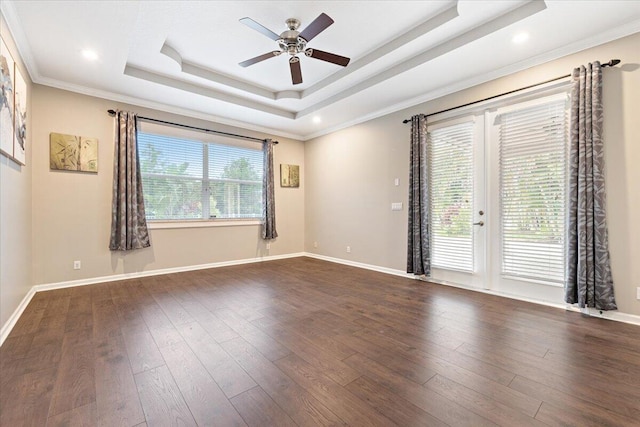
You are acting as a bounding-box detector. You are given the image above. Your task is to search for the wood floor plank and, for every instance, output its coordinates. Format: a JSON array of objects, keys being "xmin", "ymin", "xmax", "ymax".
[
  {"xmin": 344, "ymin": 352, "xmax": 496, "ymax": 426},
  {"xmin": 258, "ymin": 322, "xmax": 359, "ymax": 385},
  {"xmin": 1, "ymin": 367, "xmax": 57, "ymax": 426},
  {"xmin": 160, "ymin": 341, "xmax": 247, "ymax": 426},
  {"xmin": 424, "ymin": 374, "xmax": 546, "ymax": 426},
  {"xmin": 121, "ymin": 325, "xmax": 165, "ymax": 374},
  {"xmin": 148, "ymin": 325, "xmax": 184, "ymax": 349},
  {"xmin": 214, "ymin": 308, "xmax": 291, "ymax": 361},
  {"xmin": 221, "ymin": 336, "xmax": 347, "ymax": 426},
  {"xmin": 230, "ymin": 387, "xmax": 297, "ymax": 427},
  {"xmin": 510, "ymin": 375, "xmax": 640, "ymax": 426},
  {"xmin": 65, "ymin": 294, "xmax": 93, "ymax": 333},
  {"xmin": 353, "ymin": 327, "xmax": 539, "ymax": 416},
  {"xmin": 177, "ymin": 322, "xmax": 256, "ymax": 398},
  {"xmin": 47, "ymin": 402, "xmax": 97, "ymax": 427},
  {"xmin": 94, "ymin": 332, "xmax": 145, "ymax": 426},
  {"xmin": 458, "ymin": 341, "xmax": 640, "ymax": 419},
  {"xmin": 135, "ymin": 365, "xmax": 197, "ymax": 426},
  {"xmin": 48, "ymin": 328, "xmax": 95, "ymax": 417},
  {"xmin": 335, "ymin": 330, "xmax": 437, "ymax": 384},
  {"xmin": 152, "ymin": 291, "xmax": 195, "ymax": 327},
  {"xmin": 275, "ymin": 353, "xmax": 395, "ymax": 426},
  {"xmin": 345, "ymin": 375, "xmax": 448, "ymax": 427}
]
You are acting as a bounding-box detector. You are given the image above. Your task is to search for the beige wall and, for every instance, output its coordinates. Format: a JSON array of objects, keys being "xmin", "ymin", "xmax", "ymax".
[
  {"xmin": 0, "ymin": 15, "xmax": 33, "ymax": 328},
  {"xmin": 305, "ymin": 32, "xmax": 640, "ymax": 316},
  {"xmin": 31, "ymin": 86, "xmax": 305, "ymax": 285}
]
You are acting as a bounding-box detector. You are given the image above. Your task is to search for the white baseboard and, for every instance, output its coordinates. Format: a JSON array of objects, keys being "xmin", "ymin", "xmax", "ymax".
[
  {"xmin": 303, "ymin": 252, "xmax": 413, "ymax": 279},
  {"xmin": 564, "ymin": 305, "xmax": 640, "ymax": 327},
  {"xmin": 0, "ymin": 287, "xmax": 36, "ymax": 347},
  {"xmin": 33, "ymin": 252, "xmax": 306, "ymax": 293},
  {"xmin": 3, "ymin": 251, "xmax": 638, "ymax": 346},
  {"xmin": 0, "ymin": 252, "xmax": 305, "ymax": 346},
  {"xmin": 302, "ymin": 252, "xmax": 640, "ymax": 327}
]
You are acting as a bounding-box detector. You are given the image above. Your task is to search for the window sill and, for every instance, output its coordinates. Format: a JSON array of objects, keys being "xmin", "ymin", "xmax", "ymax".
[{"xmin": 148, "ymin": 220, "xmax": 262, "ymax": 230}]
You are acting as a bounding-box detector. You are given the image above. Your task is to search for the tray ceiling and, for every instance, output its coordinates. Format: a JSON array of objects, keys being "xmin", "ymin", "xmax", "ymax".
[{"xmin": 2, "ymin": 1, "xmax": 640, "ymax": 140}]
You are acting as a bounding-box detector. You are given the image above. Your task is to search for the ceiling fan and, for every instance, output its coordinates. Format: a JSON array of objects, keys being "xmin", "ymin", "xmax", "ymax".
[{"xmin": 239, "ymin": 13, "xmax": 350, "ymax": 85}]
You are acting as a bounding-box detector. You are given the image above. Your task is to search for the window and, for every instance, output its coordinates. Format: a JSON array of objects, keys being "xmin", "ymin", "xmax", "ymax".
[
  {"xmin": 498, "ymin": 98, "xmax": 567, "ymax": 283},
  {"xmin": 428, "ymin": 120, "xmax": 474, "ymax": 272},
  {"xmin": 137, "ymin": 122, "xmax": 263, "ymax": 221}
]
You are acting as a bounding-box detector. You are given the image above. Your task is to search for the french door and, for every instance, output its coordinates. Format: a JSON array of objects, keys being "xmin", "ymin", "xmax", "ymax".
[{"xmin": 427, "ymin": 92, "xmax": 568, "ymax": 303}]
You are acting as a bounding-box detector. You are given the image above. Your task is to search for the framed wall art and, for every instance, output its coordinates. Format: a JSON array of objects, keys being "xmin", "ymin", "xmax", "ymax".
[
  {"xmin": 50, "ymin": 132, "xmax": 98, "ymax": 173},
  {"xmin": 13, "ymin": 65, "xmax": 27, "ymax": 165},
  {"xmin": 280, "ymin": 163, "xmax": 300, "ymax": 188},
  {"xmin": 0, "ymin": 37, "xmax": 15, "ymax": 159}
]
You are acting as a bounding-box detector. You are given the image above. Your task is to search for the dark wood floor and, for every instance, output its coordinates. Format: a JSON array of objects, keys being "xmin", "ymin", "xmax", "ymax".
[{"xmin": 1, "ymin": 257, "xmax": 639, "ymax": 426}]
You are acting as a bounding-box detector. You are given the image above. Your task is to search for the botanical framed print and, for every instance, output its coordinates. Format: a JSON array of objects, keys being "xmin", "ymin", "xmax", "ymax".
[
  {"xmin": 280, "ymin": 163, "xmax": 300, "ymax": 188},
  {"xmin": 13, "ymin": 65, "xmax": 27, "ymax": 165},
  {"xmin": 0, "ymin": 37, "xmax": 15, "ymax": 159},
  {"xmin": 50, "ymin": 132, "xmax": 98, "ymax": 173}
]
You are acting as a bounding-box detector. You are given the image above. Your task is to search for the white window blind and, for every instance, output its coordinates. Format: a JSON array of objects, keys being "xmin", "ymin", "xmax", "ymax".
[
  {"xmin": 428, "ymin": 121, "xmax": 474, "ymax": 272},
  {"xmin": 498, "ymin": 99, "xmax": 567, "ymax": 283},
  {"xmin": 138, "ymin": 129, "xmax": 263, "ymax": 221}
]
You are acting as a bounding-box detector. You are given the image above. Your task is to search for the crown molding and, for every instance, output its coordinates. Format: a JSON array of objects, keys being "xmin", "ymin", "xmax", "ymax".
[
  {"xmin": 34, "ymin": 75, "xmax": 305, "ymax": 140},
  {"xmin": 300, "ymin": 17, "xmax": 640, "ymax": 141},
  {"xmin": 1, "ymin": 0, "xmax": 38, "ymax": 81},
  {"xmin": 123, "ymin": 65, "xmax": 295, "ymax": 119}
]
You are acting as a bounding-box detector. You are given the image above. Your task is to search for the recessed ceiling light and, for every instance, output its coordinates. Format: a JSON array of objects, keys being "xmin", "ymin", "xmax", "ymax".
[
  {"xmin": 312, "ymin": 116, "xmax": 322, "ymax": 124},
  {"xmin": 82, "ymin": 49, "xmax": 99, "ymax": 61},
  {"xmin": 512, "ymin": 32, "xmax": 529, "ymax": 44}
]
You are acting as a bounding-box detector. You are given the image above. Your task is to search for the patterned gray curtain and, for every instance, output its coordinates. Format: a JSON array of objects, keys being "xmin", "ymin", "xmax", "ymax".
[
  {"xmin": 262, "ymin": 139, "xmax": 278, "ymax": 240},
  {"xmin": 407, "ymin": 114, "xmax": 430, "ymax": 275},
  {"xmin": 565, "ymin": 62, "xmax": 616, "ymax": 310},
  {"xmin": 109, "ymin": 111, "xmax": 151, "ymax": 251}
]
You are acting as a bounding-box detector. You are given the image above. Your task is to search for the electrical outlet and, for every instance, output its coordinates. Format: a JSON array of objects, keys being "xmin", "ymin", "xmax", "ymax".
[
  {"xmin": 266, "ymin": 243, "xmax": 270, "ymax": 250},
  {"xmin": 313, "ymin": 241, "xmax": 318, "ymax": 248},
  {"xmin": 637, "ymin": 287, "xmax": 640, "ymax": 300},
  {"xmin": 73, "ymin": 260, "xmax": 81, "ymax": 270},
  {"xmin": 346, "ymin": 246, "xmax": 351, "ymax": 253}
]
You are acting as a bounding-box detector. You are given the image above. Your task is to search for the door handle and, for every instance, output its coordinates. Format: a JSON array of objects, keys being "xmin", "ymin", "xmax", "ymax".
[{"xmin": 473, "ymin": 221, "xmax": 484, "ymax": 226}]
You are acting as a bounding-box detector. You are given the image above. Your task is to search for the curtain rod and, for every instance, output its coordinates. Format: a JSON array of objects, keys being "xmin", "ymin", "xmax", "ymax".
[
  {"xmin": 107, "ymin": 110, "xmax": 278, "ymax": 144},
  {"xmin": 401, "ymin": 59, "xmax": 621, "ymax": 123}
]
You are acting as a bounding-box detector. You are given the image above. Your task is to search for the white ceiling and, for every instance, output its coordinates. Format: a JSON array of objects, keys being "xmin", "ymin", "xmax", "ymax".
[{"xmin": 2, "ymin": 1, "xmax": 640, "ymax": 140}]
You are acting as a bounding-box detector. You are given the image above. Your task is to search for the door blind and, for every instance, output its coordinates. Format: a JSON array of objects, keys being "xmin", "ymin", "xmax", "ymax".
[
  {"xmin": 498, "ymin": 100, "xmax": 567, "ymax": 283},
  {"xmin": 428, "ymin": 121, "xmax": 474, "ymax": 272}
]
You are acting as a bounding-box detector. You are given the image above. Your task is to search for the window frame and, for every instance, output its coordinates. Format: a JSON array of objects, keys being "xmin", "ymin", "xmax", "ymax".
[{"xmin": 136, "ymin": 120, "xmax": 265, "ymax": 228}]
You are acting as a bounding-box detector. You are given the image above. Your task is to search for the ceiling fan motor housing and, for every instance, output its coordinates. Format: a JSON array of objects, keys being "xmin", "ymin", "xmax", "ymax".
[{"xmin": 278, "ymin": 25, "xmax": 307, "ymax": 56}]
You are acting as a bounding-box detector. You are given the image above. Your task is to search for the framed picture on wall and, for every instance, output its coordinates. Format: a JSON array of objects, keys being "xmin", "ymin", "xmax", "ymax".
[
  {"xmin": 0, "ymin": 37, "xmax": 15, "ymax": 159},
  {"xmin": 13, "ymin": 65, "xmax": 27, "ymax": 165},
  {"xmin": 280, "ymin": 163, "xmax": 300, "ymax": 188}
]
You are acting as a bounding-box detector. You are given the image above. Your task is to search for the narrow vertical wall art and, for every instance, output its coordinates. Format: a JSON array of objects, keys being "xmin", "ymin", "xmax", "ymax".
[
  {"xmin": 13, "ymin": 65, "xmax": 27, "ymax": 165},
  {"xmin": 0, "ymin": 37, "xmax": 15, "ymax": 159}
]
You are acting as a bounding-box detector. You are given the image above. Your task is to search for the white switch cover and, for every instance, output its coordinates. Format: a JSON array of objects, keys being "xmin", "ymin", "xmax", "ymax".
[
  {"xmin": 394, "ymin": 178, "xmax": 399, "ymax": 186},
  {"xmin": 391, "ymin": 202, "xmax": 403, "ymax": 211}
]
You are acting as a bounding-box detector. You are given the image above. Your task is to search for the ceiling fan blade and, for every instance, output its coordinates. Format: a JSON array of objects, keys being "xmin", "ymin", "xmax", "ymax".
[
  {"xmin": 305, "ymin": 48, "xmax": 350, "ymax": 67},
  {"xmin": 239, "ymin": 17, "xmax": 281, "ymax": 41},
  {"xmin": 298, "ymin": 13, "xmax": 334, "ymax": 42},
  {"xmin": 289, "ymin": 57, "xmax": 302, "ymax": 85},
  {"xmin": 239, "ymin": 51, "xmax": 281, "ymax": 67}
]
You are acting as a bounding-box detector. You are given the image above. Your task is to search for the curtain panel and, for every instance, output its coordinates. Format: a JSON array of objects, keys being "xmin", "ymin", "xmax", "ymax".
[
  {"xmin": 407, "ymin": 114, "xmax": 431, "ymax": 275},
  {"xmin": 262, "ymin": 139, "xmax": 278, "ymax": 240},
  {"xmin": 109, "ymin": 110, "xmax": 151, "ymax": 251},
  {"xmin": 565, "ymin": 61, "xmax": 617, "ymax": 310}
]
